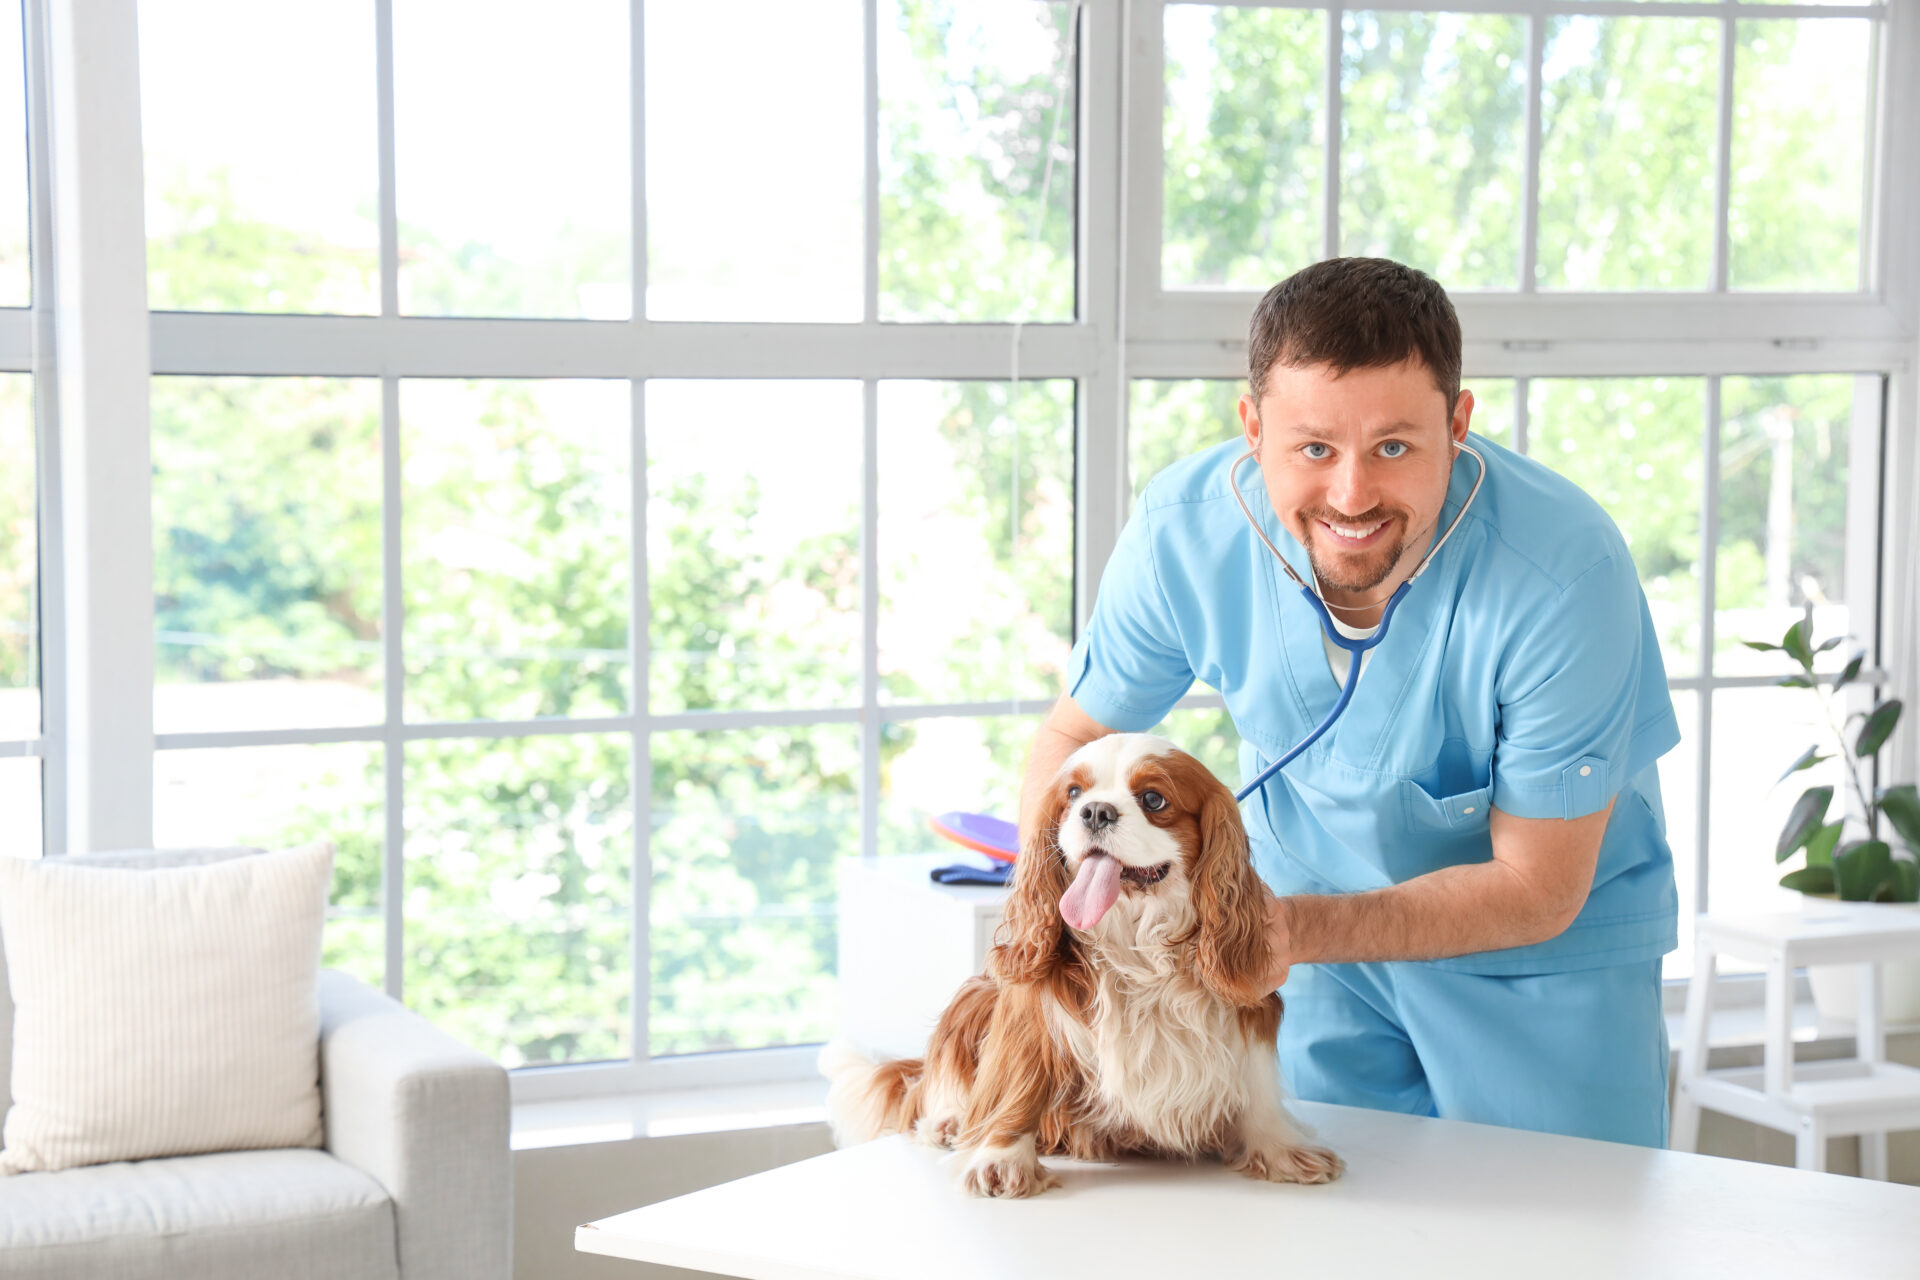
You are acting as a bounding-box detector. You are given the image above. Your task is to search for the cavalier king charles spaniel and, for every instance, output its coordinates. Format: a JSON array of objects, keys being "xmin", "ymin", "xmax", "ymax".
[{"xmin": 823, "ymin": 732, "xmax": 1342, "ymax": 1197}]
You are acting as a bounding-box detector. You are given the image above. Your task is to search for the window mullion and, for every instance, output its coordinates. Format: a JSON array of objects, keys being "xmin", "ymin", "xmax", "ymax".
[
  {"xmin": 1695, "ymin": 377, "xmax": 1724, "ymax": 914},
  {"xmin": 375, "ymin": 0, "xmax": 399, "ymax": 317},
  {"xmin": 1712, "ymin": 13, "xmax": 1736, "ymax": 293},
  {"xmin": 630, "ymin": 376, "xmax": 651, "ymax": 1068},
  {"xmin": 380, "ymin": 374, "xmax": 404, "ymax": 1001},
  {"xmin": 24, "ymin": 0, "xmax": 63, "ymax": 855},
  {"xmin": 861, "ymin": 379, "xmax": 881, "ymax": 859},
  {"xmin": 864, "ymin": 0, "xmax": 881, "ymax": 325},
  {"xmin": 1322, "ymin": 5, "xmax": 1341, "ymax": 261},
  {"xmin": 1522, "ymin": 11, "xmax": 1544, "ymax": 292}
]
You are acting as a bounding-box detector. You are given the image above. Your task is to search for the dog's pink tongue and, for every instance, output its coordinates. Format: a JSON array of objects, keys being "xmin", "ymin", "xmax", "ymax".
[{"xmin": 1060, "ymin": 853, "xmax": 1124, "ymax": 932}]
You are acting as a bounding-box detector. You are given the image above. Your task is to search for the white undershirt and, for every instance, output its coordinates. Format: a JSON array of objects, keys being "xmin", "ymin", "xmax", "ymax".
[{"xmin": 1321, "ymin": 611, "xmax": 1380, "ymax": 686}]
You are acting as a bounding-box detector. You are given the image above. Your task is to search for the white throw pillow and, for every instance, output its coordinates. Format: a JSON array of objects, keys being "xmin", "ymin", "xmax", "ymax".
[{"xmin": 0, "ymin": 842, "xmax": 334, "ymax": 1174}]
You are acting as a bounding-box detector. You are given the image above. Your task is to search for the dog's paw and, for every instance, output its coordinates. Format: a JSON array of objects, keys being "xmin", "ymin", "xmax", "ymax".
[
  {"xmin": 961, "ymin": 1142, "xmax": 1060, "ymax": 1198},
  {"xmin": 914, "ymin": 1113, "xmax": 962, "ymax": 1149},
  {"xmin": 1232, "ymin": 1142, "xmax": 1344, "ymax": 1185}
]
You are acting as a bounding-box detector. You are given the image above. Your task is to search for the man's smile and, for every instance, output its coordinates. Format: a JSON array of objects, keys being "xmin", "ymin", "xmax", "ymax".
[{"xmin": 1317, "ymin": 518, "xmax": 1390, "ymax": 548}]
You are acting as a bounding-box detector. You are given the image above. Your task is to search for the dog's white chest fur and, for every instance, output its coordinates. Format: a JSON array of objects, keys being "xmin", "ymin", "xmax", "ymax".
[{"xmin": 1054, "ymin": 898, "xmax": 1255, "ymax": 1153}]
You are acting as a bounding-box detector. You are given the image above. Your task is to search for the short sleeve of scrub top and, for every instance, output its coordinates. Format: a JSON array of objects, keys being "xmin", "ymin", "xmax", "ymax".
[
  {"xmin": 1066, "ymin": 500, "xmax": 1197, "ymax": 731},
  {"xmin": 1490, "ymin": 550, "xmax": 1670, "ymax": 823}
]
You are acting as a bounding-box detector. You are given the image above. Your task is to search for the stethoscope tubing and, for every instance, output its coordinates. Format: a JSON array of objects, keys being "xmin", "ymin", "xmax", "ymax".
[{"xmin": 1227, "ymin": 440, "xmax": 1485, "ymax": 806}]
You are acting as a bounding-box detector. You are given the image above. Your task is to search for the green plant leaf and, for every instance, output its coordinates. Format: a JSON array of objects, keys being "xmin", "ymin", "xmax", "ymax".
[
  {"xmin": 1780, "ymin": 865, "xmax": 1836, "ymax": 894},
  {"xmin": 1743, "ymin": 640, "xmax": 1781, "ymax": 653},
  {"xmin": 1814, "ymin": 636, "xmax": 1846, "ymax": 654},
  {"xmin": 1776, "ymin": 785, "xmax": 1834, "ymax": 862},
  {"xmin": 1834, "ymin": 839, "xmax": 1894, "ymax": 901},
  {"xmin": 1879, "ymin": 784, "xmax": 1920, "ymax": 849},
  {"xmin": 1891, "ymin": 857, "xmax": 1920, "ymax": 905},
  {"xmin": 1782, "ymin": 618, "xmax": 1814, "ymax": 669},
  {"xmin": 1856, "ymin": 699, "xmax": 1903, "ymax": 758},
  {"xmin": 1805, "ymin": 821, "xmax": 1844, "ymax": 867},
  {"xmin": 1777, "ymin": 747, "xmax": 1830, "ymax": 781},
  {"xmin": 1775, "ymin": 674, "xmax": 1816, "ymax": 689},
  {"xmin": 1836, "ymin": 650, "xmax": 1866, "ymax": 687}
]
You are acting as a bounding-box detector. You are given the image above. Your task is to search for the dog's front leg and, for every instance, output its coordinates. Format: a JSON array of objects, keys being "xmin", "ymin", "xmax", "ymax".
[
  {"xmin": 957, "ymin": 983, "xmax": 1064, "ymax": 1198},
  {"xmin": 1228, "ymin": 1029, "xmax": 1343, "ymax": 1185}
]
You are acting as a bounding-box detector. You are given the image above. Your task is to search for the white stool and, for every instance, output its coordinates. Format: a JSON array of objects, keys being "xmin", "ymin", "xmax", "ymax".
[{"xmin": 1672, "ymin": 902, "xmax": 1920, "ymax": 1177}]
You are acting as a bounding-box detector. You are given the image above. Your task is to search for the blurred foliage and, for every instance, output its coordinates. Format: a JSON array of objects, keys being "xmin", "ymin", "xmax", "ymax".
[
  {"xmin": 881, "ymin": 0, "xmax": 1077, "ymax": 320},
  {"xmin": 1166, "ymin": 10, "xmax": 1864, "ymax": 292}
]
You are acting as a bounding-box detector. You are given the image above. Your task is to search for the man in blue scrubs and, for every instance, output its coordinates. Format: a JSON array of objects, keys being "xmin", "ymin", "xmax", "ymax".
[{"xmin": 1020, "ymin": 258, "xmax": 1679, "ymax": 1147}]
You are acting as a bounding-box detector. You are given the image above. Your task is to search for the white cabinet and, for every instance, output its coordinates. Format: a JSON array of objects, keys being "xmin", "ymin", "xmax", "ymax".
[{"xmin": 835, "ymin": 854, "xmax": 1010, "ymax": 1062}]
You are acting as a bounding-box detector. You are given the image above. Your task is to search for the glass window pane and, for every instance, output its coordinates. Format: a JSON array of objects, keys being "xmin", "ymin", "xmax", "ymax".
[
  {"xmin": 1528, "ymin": 378, "xmax": 1705, "ymax": 677},
  {"xmin": 879, "ymin": 380, "xmax": 1074, "ymax": 705},
  {"xmin": 879, "ymin": 0, "xmax": 1076, "ymax": 322},
  {"xmin": 1708, "ymin": 686, "xmax": 1842, "ymax": 973},
  {"xmin": 646, "ymin": 1, "xmax": 861, "ymax": 321},
  {"xmin": 1538, "ymin": 18, "xmax": 1717, "ymax": 290},
  {"xmin": 153, "ymin": 743, "xmax": 384, "ymax": 989},
  {"xmin": 1340, "ymin": 13, "xmax": 1526, "ymax": 290},
  {"xmin": 0, "ymin": 757, "xmax": 38, "ymax": 858},
  {"xmin": 1465, "ymin": 378, "xmax": 1515, "ymax": 451},
  {"xmin": 140, "ymin": 0, "xmax": 378, "ymax": 314},
  {"xmin": 1661, "ymin": 689, "xmax": 1700, "ymax": 982},
  {"xmin": 1163, "ymin": 4, "xmax": 1327, "ymax": 290},
  {"xmin": 407, "ymin": 735, "xmax": 631, "ymax": 1067},
  {"xmin": 1147, "ymin": 706, "xmax": 1243, "ymax": 793},
  {"xmin": 402, "ymin": 379, "xmax": 630, "ymax": 723},
  {"xmin": 1729, "ymin": 20, "xmax": 1872, "ymax": 292},
  {"xmin": 880, "ymin": 714, "xmax": 1034, "ymax": 857},
  {"xmin": 1714, "ymin": 375, "xmax": 1854, "ymax": 676},
  {"xmin": 1128, "ymin": 379, "xmax": 1242, "ymax": 504},
  {"xmin": 152, "ymin": 377, "xmax": 383, "ymax": 734},
  {"xmin": 650, "ymin": 725, "xmax": 854, "ymax": 1056},
  {"xmin": 646, "ymin": 381, "xmax": 860, "ymax": 716},
  {"xmin": 397, "ymin": 0, "xmax": 629, "ymax": 318},
  {"xmin": 0, "ymin": 373, "xmax": 33, "ymax": 739},
  {"xmin": 0, "ymin": 0, "xmax": 27, "ymax": 308}
]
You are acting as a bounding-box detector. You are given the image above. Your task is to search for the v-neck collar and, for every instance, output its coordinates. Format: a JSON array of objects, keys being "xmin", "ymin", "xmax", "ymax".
[{"xmin": 1235, "ymin": 444, "xmax": 1483, "ymax": 772}]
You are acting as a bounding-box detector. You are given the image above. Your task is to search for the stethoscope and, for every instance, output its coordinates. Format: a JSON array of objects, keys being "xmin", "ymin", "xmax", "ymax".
[{"xmin": 1227, "ymin": 439, "xmax": 1486, "ymax": 804}]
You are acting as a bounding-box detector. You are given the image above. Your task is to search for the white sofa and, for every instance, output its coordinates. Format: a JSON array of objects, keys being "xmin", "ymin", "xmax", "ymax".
[{"xmin": 0, "ymin": 850, "xmax": 512, "ymax": 1280}]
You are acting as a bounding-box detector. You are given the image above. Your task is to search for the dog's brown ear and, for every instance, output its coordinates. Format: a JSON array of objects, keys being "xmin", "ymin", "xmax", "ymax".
[
  {"xmin": 1190, "ymin": 779, "xmax": 1275, "ymax": 1007},
  {"xmin": 991, "ymin": 785, "xmax": 1073, "ymax": 986}
]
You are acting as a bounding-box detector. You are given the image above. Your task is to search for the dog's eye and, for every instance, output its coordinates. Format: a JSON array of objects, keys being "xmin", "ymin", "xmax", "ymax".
[
  {"xmin": 1139, "ymin": 790, "xmax": 1167, "ymax": 812},
  {"xmin": 1066, "ymin": 785, "xmax": 1083, "ymax": 800}
]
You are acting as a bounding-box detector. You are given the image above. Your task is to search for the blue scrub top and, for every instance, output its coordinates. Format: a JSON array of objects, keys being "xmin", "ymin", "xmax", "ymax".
[{"xmin": 1068, "ymin": 433, "xmax": 1681, "ymax": 975}]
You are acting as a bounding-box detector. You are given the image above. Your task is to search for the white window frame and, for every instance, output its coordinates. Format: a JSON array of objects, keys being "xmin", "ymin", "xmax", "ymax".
[{"xmin": 12, "ymin": 0, "xmax": 1917, "ymax": 1096}]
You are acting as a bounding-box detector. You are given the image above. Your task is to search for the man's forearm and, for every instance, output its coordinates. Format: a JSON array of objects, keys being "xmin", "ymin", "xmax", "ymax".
[{"xmin": 1284, "ymin": 860, "xmax": 1581, "ymax": 965}]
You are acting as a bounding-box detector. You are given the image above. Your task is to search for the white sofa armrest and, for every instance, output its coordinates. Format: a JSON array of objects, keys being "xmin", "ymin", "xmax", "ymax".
[{"xmin": 318, "ymin": 969, "xmax": 511, "ymax": 1280}]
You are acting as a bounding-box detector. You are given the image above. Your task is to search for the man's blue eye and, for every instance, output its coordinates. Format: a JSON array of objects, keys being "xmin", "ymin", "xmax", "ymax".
[
  {"xmin": 1303, "ymin": 443, "xmax": 1331, "ymax": 460},
  {"xmin": 1380, "ymin": 441, "xmax": 1409, "ymax": 458}
]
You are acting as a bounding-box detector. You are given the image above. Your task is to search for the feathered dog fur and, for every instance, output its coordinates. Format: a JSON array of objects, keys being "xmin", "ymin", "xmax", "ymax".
[{"xmin": 823, "ymin": 733, "xmax": 1342, "ymax": 1197}]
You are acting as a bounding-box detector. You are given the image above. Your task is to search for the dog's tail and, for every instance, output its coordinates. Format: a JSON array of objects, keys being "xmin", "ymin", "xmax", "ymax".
[{"xmin": 818, "ymin": 1039, "xmax": 922, "ymax": 1147}]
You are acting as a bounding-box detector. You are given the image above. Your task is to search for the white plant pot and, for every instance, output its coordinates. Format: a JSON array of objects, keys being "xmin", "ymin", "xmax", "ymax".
[{"xmin": 1801, "ymin": 898, "xmax": 1920, "ymax": 1026}]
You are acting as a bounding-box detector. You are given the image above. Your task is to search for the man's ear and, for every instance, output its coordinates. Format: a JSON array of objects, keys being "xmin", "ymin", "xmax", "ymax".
[
  {"xmin": 1238, "ymin": 393, "xmax": 1261, "ymax": 454},
  {"xmin": 1451, "ymin": 388, "xmax": 1474, "ymax": 445}
]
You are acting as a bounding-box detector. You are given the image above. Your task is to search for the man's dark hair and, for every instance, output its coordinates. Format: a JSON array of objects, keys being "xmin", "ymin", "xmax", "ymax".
[{"xmin": 1247, "ymin": 258, "xmax": 1462, "ymax": 410}]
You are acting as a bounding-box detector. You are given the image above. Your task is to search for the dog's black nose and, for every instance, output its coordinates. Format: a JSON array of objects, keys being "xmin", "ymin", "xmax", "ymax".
[{"xmin": 1080, "ymin": 800, "xmax": 1118, "ymax": 832}]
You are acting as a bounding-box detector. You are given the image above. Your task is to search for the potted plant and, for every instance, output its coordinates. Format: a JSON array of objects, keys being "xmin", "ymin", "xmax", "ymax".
[{"xmin": 1753, "ymin": 618, "xmax": 1920, "ymax": 1021}]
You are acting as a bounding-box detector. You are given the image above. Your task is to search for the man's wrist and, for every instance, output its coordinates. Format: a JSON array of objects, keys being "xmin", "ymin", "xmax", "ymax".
[{"xmin": 1279, "ymin": 893, "xmax": 1315, "ymax": 966}]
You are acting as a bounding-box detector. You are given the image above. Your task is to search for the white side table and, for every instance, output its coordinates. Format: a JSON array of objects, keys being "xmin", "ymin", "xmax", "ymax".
[
  {"xmin": 836, "ymin": 854, "xmax": 1010, "ymax": 1061},
  {"xmin": 1672, "ymin": 901, "xmax": 1920, "ymax": 1177}
]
